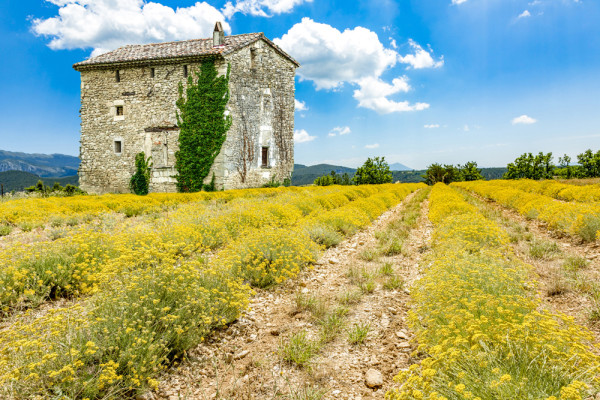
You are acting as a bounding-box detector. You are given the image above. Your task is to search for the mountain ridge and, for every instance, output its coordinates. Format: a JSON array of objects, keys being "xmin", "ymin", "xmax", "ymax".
[{"xmin": 0, "ymin": 150, "xmax": 79, "ymax": 177}]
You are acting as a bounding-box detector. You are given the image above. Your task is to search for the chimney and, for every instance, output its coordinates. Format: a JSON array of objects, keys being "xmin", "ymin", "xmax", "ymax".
[{"xmin": 213, "ymin": 22, "xmax": 225, "ymax": 47}]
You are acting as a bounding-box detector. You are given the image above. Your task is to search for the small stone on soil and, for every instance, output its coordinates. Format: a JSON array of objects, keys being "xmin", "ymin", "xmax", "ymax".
[{"xmin": 365, "ymin": 368, "xmax": 384, "ymax": 388}]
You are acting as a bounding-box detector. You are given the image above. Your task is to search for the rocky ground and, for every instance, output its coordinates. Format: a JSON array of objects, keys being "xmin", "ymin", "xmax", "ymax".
[{"xmin": 153, "ymin": 191, "xmax": 433, "ymax": 400}]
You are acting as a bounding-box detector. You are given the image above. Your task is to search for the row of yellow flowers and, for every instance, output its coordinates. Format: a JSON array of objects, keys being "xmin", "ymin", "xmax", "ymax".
[
  {"xmin": 0, "ymin": 183, "xmax": 424, "ymax": 399},
  {"xmin": 0, "ymin": 186, "xmax": 310, "ymax": 228},
  {"xmin": 471, "ymin": 179, "xmax": 600, "ymax": 203},
  {"xmin": 386, "ymin": 184, "xmax": 600, "ymax": 400},
  {"xmin": 0, "ymin": 184, "xmax": 419, "ymax": 315},
  {"xmin": 453, "ymin": 180, "xmax": 600, "ymax": 242}
]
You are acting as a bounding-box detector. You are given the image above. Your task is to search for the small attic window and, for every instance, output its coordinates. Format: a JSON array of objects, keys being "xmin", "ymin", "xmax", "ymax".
[
  {"xmin": 115, "ymin": 105, "xmax": 124, "ymax": 116},
  {"xmin": 150, "ymin": 68, "xmax": 155, "ymax": 78},
  {"xmin": 183, "ymin": 65, "xmax": 188, "ymax": 78},
  {"xmin": 115, "ymin": 70, "xmax": 121, "ymax": 82},
  {"xmin": 114, "ymin": 140, "xmax": 122, "ymax": 154}
]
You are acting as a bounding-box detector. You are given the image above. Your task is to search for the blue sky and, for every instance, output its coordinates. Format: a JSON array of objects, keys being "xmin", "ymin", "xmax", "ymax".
[{"xmin": 1, "ymin": 0, "xmax": 599, "ymax": 169}]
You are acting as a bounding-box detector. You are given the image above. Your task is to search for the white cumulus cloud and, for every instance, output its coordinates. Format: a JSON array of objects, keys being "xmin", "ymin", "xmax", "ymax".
[
  {"xmin": 452, "ymin": 0, "xmax": 468, "ymax": 4},
  {"xmin": 275, "ymin": 18, "xmax": 398, "ymax": 90},
  {"xmin": 294, "ymin": 129, "xmax": 316, "ymax": 143},
  {"xmin": 222, "ymin": 0, "xmax": 311, "ymax": 18},
  {"xmin": 512, "ymin": 115, "xmax": 537, "ymax": 125},
  {"xmin": 518, "ymin": 10, "xmax": 532, "ymax": 18},
  {"xmin": 424, "ymin": 124, "xmax": 440, "ymax": 129},
  {"xmin": 398, "ymin": 40, "xmax": 444, "ymax": 70},
  {"xmin": 328, "ymin": 126, "xmax": 351, "ymax": 137},
  {"xmin": 353, "ymin": 76, "xmax": 429, "ymax": 114},
  {"xmin": 294, "ymin": 99, "xmax": 308, "ymax": 112},
  {"xmin": 32, "ymin": 0, "xmax": 229, "ymax": 56},
  {"xmin": 274, "ymin": 18, "xmax": 429, "ymax": 114},
  {"xmin": 365, "ymin": 143, "xmax": 380, "ymax": 149}
]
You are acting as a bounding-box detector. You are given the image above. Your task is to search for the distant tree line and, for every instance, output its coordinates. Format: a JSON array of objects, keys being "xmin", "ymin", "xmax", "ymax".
[
  {"xmin": 314, "ymin": 157, "xmax": 393, "ymax": 186},
  {"xmin": 422, "ymin": 161, "xmax": 484, "ymax": 185},
  {"xmin": 504, "ymin": 149, "xmax": 600, "ymax": 180},
  {"xmin": 25, "ymin": 180, "xmax": 84, "ymax": 196}
]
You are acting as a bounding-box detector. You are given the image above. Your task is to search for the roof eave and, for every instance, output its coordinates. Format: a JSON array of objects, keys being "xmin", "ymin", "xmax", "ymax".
[{"xmin": 73, "ymin": 53, "xmax": 225, "ymax": 72}]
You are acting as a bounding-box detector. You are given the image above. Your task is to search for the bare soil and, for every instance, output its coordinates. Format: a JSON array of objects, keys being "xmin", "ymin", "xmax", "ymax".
[{"xmin": 153, "ymin": 192, "xmax": 433, "ymax": 400}]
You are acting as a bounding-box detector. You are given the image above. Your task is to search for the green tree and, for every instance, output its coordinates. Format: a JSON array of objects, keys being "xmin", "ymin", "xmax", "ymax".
[
  {"xmin": 352, "ymin": 157, "xmax": 393, "ymax": 185},
  {"xmin": 341, "ymin": 172, "xmax": 351, "ymax": 185},
  {"xmin": 577, "ymin": 149, "xmax": 600, "ymax": 178},
  {"xmin": 458, "ymin": 161, "xmax": 484, "ymax": 181},
  {"xmin": 130, "ymin": 152, "xmax": 152, "ymax": 195},
  {"xmin": 504, "ymin": 152, "xmax": 554, "ymax": 180},
  {"xmin": 314, "ymin": 174, "xmax": 333, "ymax": 186},
  {"xmin": 174, "ymin": 59, "xmax": 232, "ymax": 192},
  {"xmin": 423, "ymin": 163, "xmax": 456, "ymax": 185},
  {"xmin": 558, "ymin": 154, "xmax": 573, "ymax": 179}
]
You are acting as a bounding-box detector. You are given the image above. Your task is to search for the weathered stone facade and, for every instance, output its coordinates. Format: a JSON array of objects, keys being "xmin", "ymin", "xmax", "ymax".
[{"xmin": 74, "ymin": 28, "xmax": 298, "ymax": 193}]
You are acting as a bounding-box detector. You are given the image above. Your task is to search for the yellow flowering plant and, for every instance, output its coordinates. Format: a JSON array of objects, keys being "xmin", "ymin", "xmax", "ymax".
[{"xmin": 387, "ymin": 184, "xmax": 600, "ymax": 400}]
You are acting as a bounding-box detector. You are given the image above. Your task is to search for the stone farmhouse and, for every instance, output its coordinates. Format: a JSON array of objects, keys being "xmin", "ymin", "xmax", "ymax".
[{"xmin": 73, "ymin": 23, "xmax": 299, "ymax": 193}]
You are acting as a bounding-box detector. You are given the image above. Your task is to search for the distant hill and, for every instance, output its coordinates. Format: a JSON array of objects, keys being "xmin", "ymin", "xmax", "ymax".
[
  {"xmin": 0, "ymin": 170, "xmax": 78, "ymax": 193},
  {"xmin": 293, "ymin": 165, "xmax": 508, "ymax": 185},
  {"xmin": 388, "ymin": 163, "xmax": 412, "ymax": 171},
  {"xmin": 292, "ymin": 164, "xmax": 357, "ymax": 186},
  {"xmin": 393, "ymin": 167, "xmax": 508, "ymax": 183},
  {"xmin": 480, "ymin": 167, "xmax": 507, "ymax": 180},
  {"xmin": 293, "ymin": 162, "xmax": 417, "ymax": 185},
  {"xmin": 0, "ymin": 150, "xmax": 79, "ymax": 177}
]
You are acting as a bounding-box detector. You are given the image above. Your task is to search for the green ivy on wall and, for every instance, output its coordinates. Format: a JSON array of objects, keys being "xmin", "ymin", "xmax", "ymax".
[
  {"xmin": 174, "ymin": 58, "xmax": 232, "ymax": 192},
  {"xmin": 130, "ymin": 152, "xmax": 152, "ymax": 195}
]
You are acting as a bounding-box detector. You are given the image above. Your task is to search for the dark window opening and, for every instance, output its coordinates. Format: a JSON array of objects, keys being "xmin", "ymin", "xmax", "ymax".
[
  {"xmin": 183, "ymin": 65, "xmax": 188, "ymax": 78},
  {"xmin": 115, "ymin": 70, "xmax": 120, "ymax": 82},
  {"xmin": 261, "ymin": 147, "xmax": 268, "ymax": 167},
  {"xmin": 150, "ymin": 68, "xmax": 155, "ymax": 78},
  {"xmin": 115, "ymin": 105, "xmax": 124, "ymax": 116},
  {"xmin": 250, "ymin": 49, "xmax": 256, "ymax": 70},
  {"xmin": 114, "ymin": 140, "xmax": 122, "ymax": 154}
]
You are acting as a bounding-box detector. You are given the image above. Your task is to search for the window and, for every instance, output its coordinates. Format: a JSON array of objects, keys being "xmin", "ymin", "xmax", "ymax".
[
  {"xmin": 115, "ymin": 105, "xmax": 124, "ymax": 116},
  {"xmin": 261, "ymin": 146, "xmax": 268, "ymax": 167},
  {"xmin": 150, "ymin": 68, "xmax": 155, "ymax": 78},
  {"xmin": 115, "ymin": 70, "xmax": 120, "ymax": 82},
  {"xmin": 250, "ymin": 49, "xmax": 256, "ymax": 70},
  {"xmin": 114, "ymin": 140, "xmax": 122, "ymax": 154},
  {"xmin": 183, "ymin": 65, "xmax": 188, "ymax": 78}
]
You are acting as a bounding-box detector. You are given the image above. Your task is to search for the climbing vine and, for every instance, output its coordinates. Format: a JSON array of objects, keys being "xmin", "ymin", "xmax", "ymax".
[
  {"xmin": 130, "ymin": 152, "xmax": 152, "ymax": 195},
  {"xmin": 174, "ymin": 58, "xmax": 232, "ymax": 192}
]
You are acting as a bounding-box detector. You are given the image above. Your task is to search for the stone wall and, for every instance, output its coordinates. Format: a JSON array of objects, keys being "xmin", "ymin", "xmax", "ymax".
[
  {"xmin": 222, "ymin": 39, "xmax": 296, "ymax": 190},
  {"xmin": 77, "ymin": 38, "xmax": 296, "ymax": 193}
]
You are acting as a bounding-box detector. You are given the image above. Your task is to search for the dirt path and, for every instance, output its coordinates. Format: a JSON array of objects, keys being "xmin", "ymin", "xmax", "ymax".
[
  {"xmin": 456, "ymin": 188, "xmax": 600, "ymax": 341},
  {"xmin": 153, "ymin": 191, "xmax": 433, "ymax": 400}
]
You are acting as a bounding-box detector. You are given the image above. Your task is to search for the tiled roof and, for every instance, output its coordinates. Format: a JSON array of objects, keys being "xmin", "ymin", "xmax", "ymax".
[{"xmin": 73, "ymin": 32, "xmax": 299, "ymax": 70}]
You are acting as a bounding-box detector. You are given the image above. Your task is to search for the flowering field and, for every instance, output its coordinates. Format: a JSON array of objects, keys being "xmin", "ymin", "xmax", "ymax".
[
  {"xmin": 0, "ymin": 183, "xmax": 424, "ymax": 399},
  {"xmin": 454, "ymin": 180, "xmax": 600, "ymax": 242},
  {"xmin": 387, "ymin": 183, "xmax": 600, "ymax": 400},
  {"xmin": 460, "ymin": 179, "xmax": 600, "ymax": 203}
]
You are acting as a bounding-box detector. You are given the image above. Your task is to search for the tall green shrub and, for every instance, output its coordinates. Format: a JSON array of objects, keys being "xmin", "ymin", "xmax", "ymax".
[
  {"xmin": 130, "ymin": 152, "xmax": 152, "ymax": 195},
  {"xmin": 353, "ymin": 157, "xmax": 393, "ymax": 185},
  {"xmin": 175, "ymin": 59, "xmax": 232, "ymax": 192}
]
